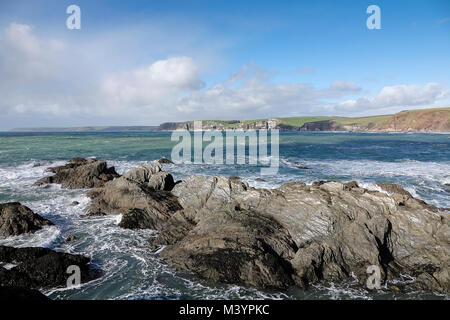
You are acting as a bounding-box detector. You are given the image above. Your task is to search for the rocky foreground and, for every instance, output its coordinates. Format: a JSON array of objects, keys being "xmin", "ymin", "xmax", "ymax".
[
  {"xmin": 0, "ymin": 203, "xmax": 101, "ymax": 297},
  {"xmin": 28, "ymin": 158, "xmax": 449, "ymax": 294},
  {"xmin": 2, "ymin": 157, "xmax": 449, "ymax": 298}
]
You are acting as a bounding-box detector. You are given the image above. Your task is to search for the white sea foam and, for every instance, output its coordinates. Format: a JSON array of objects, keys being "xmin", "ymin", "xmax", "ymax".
[{"xmin": 1, "ymin": 156, "xmax": 448, "ymax": 300}]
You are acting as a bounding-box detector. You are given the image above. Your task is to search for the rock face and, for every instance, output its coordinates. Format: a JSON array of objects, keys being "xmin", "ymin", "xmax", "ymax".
[
  {"xmin": 0, "ymin": 245, "xmax": 101, "ymax": 289},
  {"xmin": 33, "ymin": 157, "xmax": 119, "ymax": 189},
  {"xmin": 0, "ymin": 202, "xmax": 53, "ymax": 238},
  {"xmin": 85, "ymin": 161, "xmax": 180, "ymax": 229},
  {"xmin": 0, "ymin": 286, "xmax": 50, "ymax": 301},
  {"xmin": 144, "ymin": 176, "xmax": 449, "ymax": 293}
]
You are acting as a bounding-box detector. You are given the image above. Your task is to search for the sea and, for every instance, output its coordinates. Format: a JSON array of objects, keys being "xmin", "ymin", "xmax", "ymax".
[{"xmin": 0, "ymin": 131, "xmax": 448, "ymax": 300}]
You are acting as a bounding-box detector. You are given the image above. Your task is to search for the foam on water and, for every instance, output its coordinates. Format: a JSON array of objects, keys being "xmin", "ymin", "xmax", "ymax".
[{"xmin": 0, "ymin": 131, "xmax": 449, "ymax": 300}]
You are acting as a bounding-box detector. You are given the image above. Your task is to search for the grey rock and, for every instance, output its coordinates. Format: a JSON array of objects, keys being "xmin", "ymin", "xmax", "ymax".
[
  {"xmin": 86, "ymin": 176, "xmax": 182, "ymax": 229},
  {"xmin": 33, "ymin": 158, "xmax": 119, "ymax": 189},
  {"xmin": 154, "ymin": 176, "xmax": 450, "ymax": 293},
  {"xmin": 0, "ymin": 202, "xmax": 53, "ymax": 238}
]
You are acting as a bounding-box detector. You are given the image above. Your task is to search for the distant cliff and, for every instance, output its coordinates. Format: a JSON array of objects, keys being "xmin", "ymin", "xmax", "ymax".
[
  {"xmin": 156, "ymin": 107, "xmax": 450, "ymax": 132},
  {"xmin": 9, "ymin": 107, "xmax": 449, "ymax": 133}
]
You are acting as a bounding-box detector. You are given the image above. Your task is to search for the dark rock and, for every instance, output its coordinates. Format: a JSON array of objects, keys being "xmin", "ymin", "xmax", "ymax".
[
  {"xmin": 344, "ymin": 181, "xmax": 359, "ymax": 190},
  {"xmin": 0, "ymin": 202, "xmax": 53, "ymax": 238},
  {"xmin": 32, "ymin": 161, "xmax": 52, "ymax": 168},
  {"xmin": 33, "ymin": 158, "xmax": 119, "ymax": 189},
  {"xmin": 65, "ymin": 234, "xmax": 77, "ymax": 242},
  {"xmin": 295, "ymin": 165, "xmax": 309, "ymax": 169},
  {"xmin": 148, "ymin": 172, "xmax": 175, "ymax": 191},
  {"xmin": 71, "ymin": 201, "xmax": 80, "ymax": 206},
  {"xmin": 255, "ymin": 178, "xmax": 266, "ymax": 182},
  {"xmin": 0, "ymin": 246, "xmax": 101, "ymax": 289},
  {"xmin": 158, "ymin": 158, "xmax": 174, "ymax": 164},
  {"xmin": 0, "ymin": 286, "xmax": 50, "ymax": 300}
]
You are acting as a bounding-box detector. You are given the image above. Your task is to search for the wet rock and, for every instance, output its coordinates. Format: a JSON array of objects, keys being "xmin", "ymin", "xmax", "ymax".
[
  {"xmin": 65, "ymin": 234, "xmax": 77, "ymax": 242},
  {"xmin": 0, "ymin": 246, "xmax": 101, "ymax": 289},
  {"xmin": 152, "ymin": 176, "xmax": 449, "ymax": 293},
  {"xmin": 121, "ymin": 161, "xmax": 175, "ymax": 191},
  {"xmin": 85, "ymin": 175, "xmax": 182, "ymax": 229},
  {"xmin": 0, "ymin": 202, "xmax": 53, "ymax": 238},
  {"xmin": 148, "ymin": 172, "xmax": 175, "ymax": 191},
  {"xmin": 158, "ymin": 158, "xmax": 174, "ymax": 164},
  {"xmin": 32, "ymin": 161, "xmax": 53, "ymax": 168},
  {"xmin": 33, "ymin": 158, "xmax": 119, "ymax": 189},
  {"xmin": 71, "ymin": 201, "xmax": 80, "ymax": 206}
]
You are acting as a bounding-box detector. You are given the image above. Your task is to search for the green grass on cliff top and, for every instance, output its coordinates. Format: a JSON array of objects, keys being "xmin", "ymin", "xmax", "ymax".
[{"xmin": 197, "ymin": 107, "xmax": 450, "ymax": 129}]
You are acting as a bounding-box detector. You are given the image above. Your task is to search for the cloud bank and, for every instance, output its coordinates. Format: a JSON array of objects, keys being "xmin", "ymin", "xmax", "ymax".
[{"xmin": 0, "ymin": 23, "xmax": 448, "ymax": 129}]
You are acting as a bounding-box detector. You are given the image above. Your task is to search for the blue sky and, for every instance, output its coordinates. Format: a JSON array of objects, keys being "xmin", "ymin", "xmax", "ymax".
[{"xmin": 0, "ymin": 0, "xmax": 449, "ymax": 129}]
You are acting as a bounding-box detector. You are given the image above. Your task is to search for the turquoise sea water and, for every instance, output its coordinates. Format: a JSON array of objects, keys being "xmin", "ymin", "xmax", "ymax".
[{"xmin": 0, "ymin": 132, "xmax": 448, "ymax": 300}]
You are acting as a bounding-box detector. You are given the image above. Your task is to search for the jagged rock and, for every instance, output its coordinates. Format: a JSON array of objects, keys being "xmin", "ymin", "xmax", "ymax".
[
  {"xmin": 122, "ymin": 162, "xmax": 162, "ymax": 184},
  {"xmin": 0, "ymin": 202, "xmax": 53, "ymax": 238},
  {"xmin": 158, "ymin": 158, "xmax": 174, "ymax": 164},
  {"xmin": 86, "ymin": 175, "xmax": 182, "ymax": 229},
  {"xmin": 121, "ymin": 161, "xmax": 175, "ymax": 191},
  {"xmin": 65, "ymin": 234, "xmax": 77, "ymax": 242},
  {"xmin": 85, "ymin": 160, "xmax": 180, "ymax": 229},
  {"xmin": 32, "ymin": 161, "xmax": 53, "ymax": 168},
  {"xmin": 33, "ymin": 158, "xmax": 119, "ymax": 189},
  {"xmin": 148, "ymin": 172, "xmax": 175, "ymax": 191},
  {"xmin": 0, "ymin": 246, "xmax": 101, "ymax": 289},
  {"xmin": 149, "ymin": 176, "xmax": 449, "ymax": 293},
  {"xmin": 159, "ymin": 208, "xmax": 297, "ymax": 289}
]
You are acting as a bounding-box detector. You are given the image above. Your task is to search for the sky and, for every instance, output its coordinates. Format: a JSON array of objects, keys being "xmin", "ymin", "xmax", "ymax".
[{"xmin": 0, "ymin": 0, "xmax": 449, "ymax": 129}]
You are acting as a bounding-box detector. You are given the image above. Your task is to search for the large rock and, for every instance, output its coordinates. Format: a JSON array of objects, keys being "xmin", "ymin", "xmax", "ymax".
[
  {"xmin": 33, "ymin": 158, "xmax": 119, "ymax": 189},
  {"xmin": 0, "ymin": 202, "xmax": 53, "ymax": 238},
  {"xmin": 0, "ymin": 246, "xmax": 101, "ymax": 289},
  {"xmin": 85, "ymin": 161, "xmax": 181, "ymax": 229},
  {"xmin": 122, "ymin": 161, "xmax": 175, "ymax": 191},
  {"xmin": 0, "ymin": 286, "xmax": 50, "ymax": 301},
  {"xmin": 149, "ymin": 176, "xmax": 449, "ymax": 293}
]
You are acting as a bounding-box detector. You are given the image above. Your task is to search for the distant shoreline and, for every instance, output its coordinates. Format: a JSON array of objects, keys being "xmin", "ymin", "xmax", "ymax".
[{"xmin": 7, "ymin": 106, "xmax": 450, "ymax": 133}]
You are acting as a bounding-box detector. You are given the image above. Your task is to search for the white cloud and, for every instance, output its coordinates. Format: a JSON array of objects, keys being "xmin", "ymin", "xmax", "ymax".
[
  {"xmin": 334, "ymin": 83, "xmax": 448, "ymax": 112},
  {"xmin": 0, "ymin": 22, "xmax": 448, "ymax": 129},
  {"xmin": 0, "ymin": 23, "xmax": 64, "ymax": 83},
  {"xmin": 100, "ymin": 57, "xmax": 204, "ymax": 107}
]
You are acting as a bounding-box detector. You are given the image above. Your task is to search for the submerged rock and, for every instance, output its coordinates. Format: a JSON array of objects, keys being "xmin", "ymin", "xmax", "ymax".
[
  {"xmin": 33, "ymin": 157, "xmax": 119, "ymax": 189},
  {"xmin": 0, "ymin": 202, "xmax": 53, "ymax": 238},
  {"xmin": 0, "ymin": 245, "xmax": 101, "ymax": 289}
]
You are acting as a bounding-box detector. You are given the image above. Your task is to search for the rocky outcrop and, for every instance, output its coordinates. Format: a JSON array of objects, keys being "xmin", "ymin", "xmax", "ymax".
[
  {"xmin": 0, "ymin": 246, "xmax": 101, "ymax": 289},
  {"xmin": 33, "ymin": 157, "xmax": 119, "ymax": 189},
  {"xmin": 0, "ymin": 286, "xmax": 50, "ymax": 300},
  {"xmin": 85, "ymin": 161, "xmax": 180, "ymax": 229},
  {"xmin": 143, "ymin": 176, "xmax": 449, "ymax": 293},
  {"xmin": 0, "ymin": 202, "xmax": 53, "ymax": 238}
]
